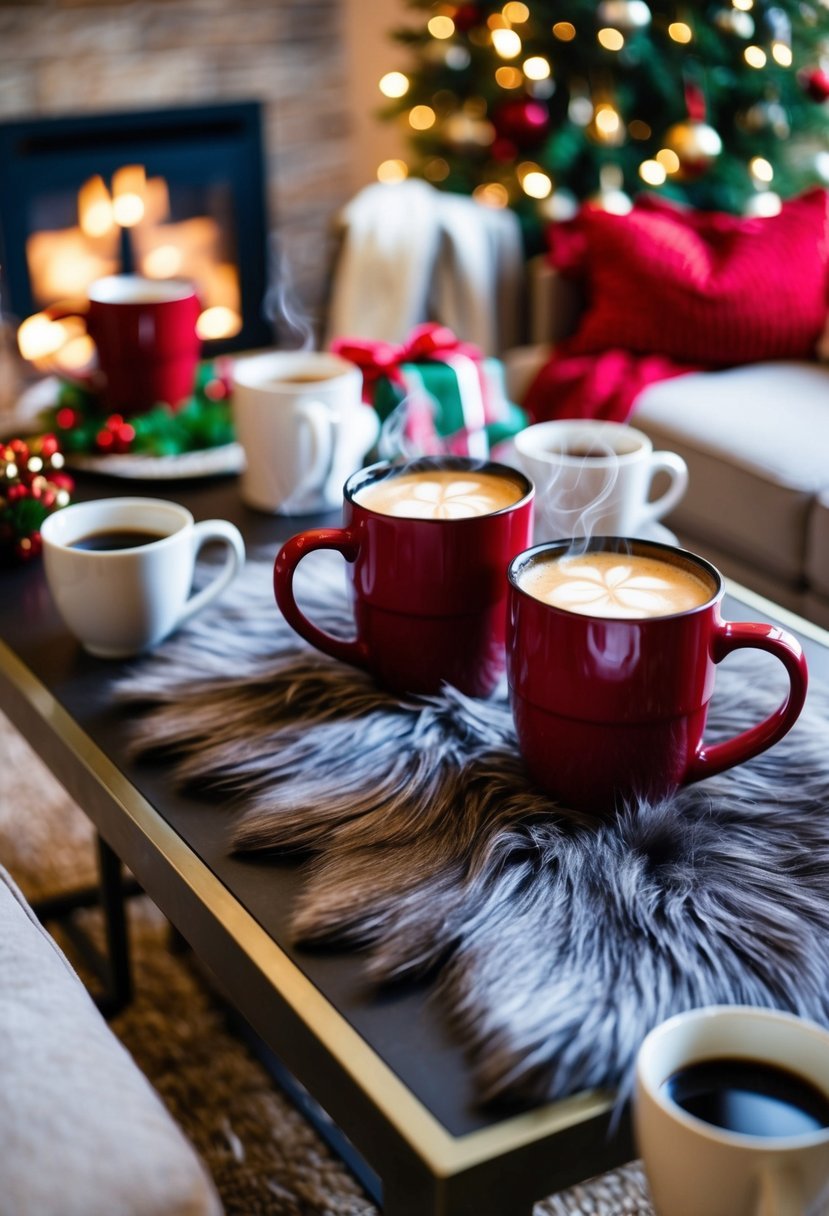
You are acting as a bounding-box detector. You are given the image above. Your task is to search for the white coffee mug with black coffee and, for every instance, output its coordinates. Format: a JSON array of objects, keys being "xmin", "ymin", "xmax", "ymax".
[
  {"xmin": 513, "ymin": 419, "xmax": 688, "ymax": 542},
  {"xmin": 41, "ymin": 497, "xmax": 245, "ymax": 658},
  {"xmin": 231, "ymin": 350, "xmax": 379, "ymax": 514},
  {"xmin": 635, "ymin": 1006, "xmax": 829, "ymax": 1216}
]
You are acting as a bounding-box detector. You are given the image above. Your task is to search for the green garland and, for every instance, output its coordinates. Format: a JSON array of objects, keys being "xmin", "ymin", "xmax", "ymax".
[{"xmin": 43, "ymin": 362, "xmax": 235, "ymax": 458}]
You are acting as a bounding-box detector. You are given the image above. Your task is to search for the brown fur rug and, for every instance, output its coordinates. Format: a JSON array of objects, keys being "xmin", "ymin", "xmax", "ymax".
[
  {"xmin": 0, "ymin": 708, "xmax": 653, "ymax": 1214},
  {"xmin": 116, "ymin": 554, "xmax": 829, "ymax": 1109}
]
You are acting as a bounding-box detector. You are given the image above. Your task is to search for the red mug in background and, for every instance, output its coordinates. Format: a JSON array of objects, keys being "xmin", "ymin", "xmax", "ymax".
[
  {"xmin": 52, "ymin": 275, "xmax": 201, "ymax": 413},
  {"xmin": 506, "ymin": 537, "xmax": 808, "ymax": 813},
  {"xmin": 274, "ymin": 457, "xmax": 535, "ymax": 697}
]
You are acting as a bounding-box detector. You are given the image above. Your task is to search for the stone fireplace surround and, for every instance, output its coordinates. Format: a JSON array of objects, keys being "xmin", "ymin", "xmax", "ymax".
[{"xmin": 0, "ymin": 0, "xmax": 354, "ymax": 337}]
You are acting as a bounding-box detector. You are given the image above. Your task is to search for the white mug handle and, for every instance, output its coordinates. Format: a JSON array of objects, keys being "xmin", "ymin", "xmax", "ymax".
[
  {"xmin": 177, "ymin": 520, "xmax": 246, "ymax": 627},
  {"xmin": 292, "ymin": 399, "xmax": 337, "ymax": 501},
  {"xmin": 755, "ymin": 1165, "xmax": 802, "ymax": 1216},
  {"xmin": 639, "ymin": 450, "xmax": 689, "ymax": 526},
  {"xmin": 350, "ymin": 402, "xmax": 381, "ymax": 458}
]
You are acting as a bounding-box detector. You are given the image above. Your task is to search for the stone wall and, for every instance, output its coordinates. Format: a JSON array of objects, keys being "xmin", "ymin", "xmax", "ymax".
[{"xmin": 0, "ymin": 0, "xmax": 354, "ymax": 333}]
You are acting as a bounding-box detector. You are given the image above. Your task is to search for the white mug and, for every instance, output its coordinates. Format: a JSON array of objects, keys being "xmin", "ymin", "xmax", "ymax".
[
  {"xmin": 512, "ymin": 419, "xmax": 688, "ymax": 542},
  {"xmin": 41, "ymin": 497, "xmax": 245, "ymax": 658},
  {"xmin": 231, "ymin": 350, "xmax": 379, "ymax": 514},
  {"xmin": 635, "ymin": 1006, "xmax": 829, "ymax": 1216}
]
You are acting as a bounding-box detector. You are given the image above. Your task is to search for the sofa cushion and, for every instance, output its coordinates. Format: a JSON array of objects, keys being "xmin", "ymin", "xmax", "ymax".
[
  {"xmin": 632, "ymin": 361, "xmax": 829, "ymax": 584},
  {"xmin": 0, "ymin": 863, "xmax": 222, "ymax": 1216},
  {"xmin": 547, "ymin": 189, "xmax": 829, "ymax": 366}
]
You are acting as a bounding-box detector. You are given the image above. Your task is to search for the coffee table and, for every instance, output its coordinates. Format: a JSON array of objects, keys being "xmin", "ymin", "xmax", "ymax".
[{"xmin": 3, "ymin": 473, "xmax": 828, "ymax": 1216}]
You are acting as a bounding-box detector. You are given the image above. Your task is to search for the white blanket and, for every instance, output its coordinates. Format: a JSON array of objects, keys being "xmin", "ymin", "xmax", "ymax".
[{"xmin": 325, "ymin": 179, "xmax": 524, "ymax": 356}]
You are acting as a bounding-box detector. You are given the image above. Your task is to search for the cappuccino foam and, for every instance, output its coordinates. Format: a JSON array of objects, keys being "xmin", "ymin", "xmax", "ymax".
[
  {"xmin": 519, "ymin": 551, "xmax": 713, "ymax": 619},
  {"xmin": 355, "ymin": 469, "xmax": 524, "ymax": 520}
]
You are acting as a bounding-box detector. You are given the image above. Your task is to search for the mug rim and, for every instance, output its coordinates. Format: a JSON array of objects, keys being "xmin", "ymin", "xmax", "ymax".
[
  {"xmin": 636, "ymin": 1004, "xmax": 829, "ymax": 1150},
  {"xmin": 88, "ymin": 275, "xmax": 196, "ymax": 305},
  {"xmin": 507, "ymin": 536, "xmax": 722, "ymax": 620},
  {"xmin": 344, "ymin": 456, "xmax": 535, "ymax": 521},
  {"xmin": 40, "ymin": 496, "xmax": 193, "ymax": 553},
  {"xmin": 231, "ymin": 350, "xmax": 359, "ymax": 393},
  {"xmin": 514, "ymin": 419, "xmax": 651, "ymax": 466}
]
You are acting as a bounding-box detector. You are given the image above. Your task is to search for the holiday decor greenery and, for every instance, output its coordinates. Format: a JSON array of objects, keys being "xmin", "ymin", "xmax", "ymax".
[
  {"xmin": 43, "ymin": 362, "xmax": 234, "ymax": 459},
  {"xmin": 0, "ymin": 434, "xmax": 73, "ymax": 565},
  {"xmin": 382, "ymin": 0, "xmax": 829, "ymax": 245}
]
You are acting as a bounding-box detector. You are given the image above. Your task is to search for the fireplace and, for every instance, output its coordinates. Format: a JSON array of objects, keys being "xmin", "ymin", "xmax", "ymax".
[{"xmin": 0, "ymin": 101, "xmax": 273, "ymax": 361}]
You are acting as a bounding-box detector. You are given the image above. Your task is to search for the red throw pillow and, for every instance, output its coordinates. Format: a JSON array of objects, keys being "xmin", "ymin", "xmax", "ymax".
[{"xmin": 548, "ymin": 189, "xmax": 829, "ymax": 366}]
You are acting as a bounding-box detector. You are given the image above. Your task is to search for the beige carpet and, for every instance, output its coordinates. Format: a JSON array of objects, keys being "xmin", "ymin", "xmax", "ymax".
[{"xmin": 0, "ymin": 710, "xmax": 653, "ymax": 1215}]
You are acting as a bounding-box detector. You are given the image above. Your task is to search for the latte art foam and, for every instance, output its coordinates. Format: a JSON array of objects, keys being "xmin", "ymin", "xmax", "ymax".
[
  {"xmin": 355, "ymin": 469, "xmax": 524, "ymax": 520},
  {"xmin": 520, "ymin": 551, "xmax": 713, "ymax": 619}
]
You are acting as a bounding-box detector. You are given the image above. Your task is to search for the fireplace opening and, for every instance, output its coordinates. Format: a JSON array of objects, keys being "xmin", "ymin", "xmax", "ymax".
[{"xmin": 0, "ymin": 101, "xmax": 273, "ymax": 363}]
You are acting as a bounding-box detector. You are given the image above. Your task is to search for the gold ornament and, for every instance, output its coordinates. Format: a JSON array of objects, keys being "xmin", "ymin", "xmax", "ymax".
[{"xmin": 664, "ymin": 119, "xmax": 723, "ymax": 179}]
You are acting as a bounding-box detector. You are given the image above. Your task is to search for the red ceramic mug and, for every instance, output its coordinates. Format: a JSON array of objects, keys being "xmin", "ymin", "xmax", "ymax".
[
  {"xmin": 274, "ymin": 457, "xmax": 534, "ymax": 696},
  {"xmin": 51, "ymin": 275, "xmax": 202, "ymax": 413},
  {"xmin": 506, "ymin": 537, "xmax": 809, "ymax": 813}
]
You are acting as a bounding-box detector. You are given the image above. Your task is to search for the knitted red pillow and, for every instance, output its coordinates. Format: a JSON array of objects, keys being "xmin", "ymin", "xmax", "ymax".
[{"xmin": 549, "ymin": 189, "xmax": 829, "ymax": 365}]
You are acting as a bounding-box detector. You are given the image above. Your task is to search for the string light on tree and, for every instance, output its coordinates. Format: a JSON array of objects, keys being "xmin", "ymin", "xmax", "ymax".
[
  {"xmin": 381, "ymin": 0, "xmax": 829, "ymax": 239},
  {"xmin": 596, "ymin": 1, "xmax": 652, "ymax": 31}
]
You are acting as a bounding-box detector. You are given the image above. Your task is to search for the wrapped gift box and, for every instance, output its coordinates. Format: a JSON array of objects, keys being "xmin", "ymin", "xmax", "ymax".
[{"xmin": 332, "ymin": 325, "xmax": 527, "ymax": 459}]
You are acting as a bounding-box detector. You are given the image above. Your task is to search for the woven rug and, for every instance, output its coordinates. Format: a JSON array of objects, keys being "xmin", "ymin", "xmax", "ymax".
[
  {"xmin": 0, "ymin": 710, "xmax": 654, "ymax": 1214},
  {"xmin": 116, "ymin": 552, "xmax": 829, "ymax": 1111}
]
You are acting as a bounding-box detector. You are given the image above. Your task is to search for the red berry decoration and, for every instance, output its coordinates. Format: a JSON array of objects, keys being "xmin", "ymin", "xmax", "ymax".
[
  {"xmin": 0, "ymin": 434, "xmax": 74, "ymax": 565},
  {"xmin": 801, "ymin": 67, "xmax": 829, "ymax": 103},
  {"xmin": 491, "ymin": 98, "xmax": 550, "ymax": 149}
]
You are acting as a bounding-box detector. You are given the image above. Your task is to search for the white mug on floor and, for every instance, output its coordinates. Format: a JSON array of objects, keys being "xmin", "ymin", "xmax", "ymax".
[
  {"xmin": 635, "ymin": 1006, "xmax": 829, "ymax": 1216},
  {"xmin": 41, "ymin": 497, "xmax": 245, "ymax": 658},
  {"xmin": 512, "ymin": 419, "xmax": 688, "ymax": 542},
  {"xmin": 231, "ymin": 350, "xmax": 379, "ymax": 514}
]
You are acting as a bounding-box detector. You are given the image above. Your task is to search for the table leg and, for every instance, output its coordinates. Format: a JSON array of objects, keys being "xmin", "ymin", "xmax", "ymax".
[
  {"xmin": 95, "ymin": 833, "xmax": 133, "ymax": 1014},
  {"xmin": 32, "ymin": 832, "xmax": 135, "ymax": 1015}
]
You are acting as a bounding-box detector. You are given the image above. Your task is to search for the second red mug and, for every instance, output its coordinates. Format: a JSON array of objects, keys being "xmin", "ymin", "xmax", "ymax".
[
  {"xmin": 506, "ymin": 537, "xmax": 809, "ymax": 814},
  {"xmin": 52, "ymin": 275, "xmax": 202, "ymax": 413},
  {"xmin": 274, "ymin": 457, "xmax": 534, "ymax": 697}
]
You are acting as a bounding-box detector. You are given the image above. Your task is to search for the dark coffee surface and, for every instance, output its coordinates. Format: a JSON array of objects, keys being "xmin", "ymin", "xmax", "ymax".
[
  {"xmin": 664, "ymin": 1057, "xmax": 829, "ymax": 1138},
  {"xmin": 556, "ymin": 446, "xmax": 616, "ymax": 459},
  {"xmin": 263, "ymin": 372, "xmax": 339, "ymax": 385},
  {"xmin": 71, "ymin": 528, "xmax": 167, "ymax": 551}
]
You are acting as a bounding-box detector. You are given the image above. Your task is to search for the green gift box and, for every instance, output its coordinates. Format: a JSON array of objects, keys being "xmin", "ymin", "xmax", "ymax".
[{"xmin": 370, "ymin": 356, "xmax": 527, "ymax": 453}]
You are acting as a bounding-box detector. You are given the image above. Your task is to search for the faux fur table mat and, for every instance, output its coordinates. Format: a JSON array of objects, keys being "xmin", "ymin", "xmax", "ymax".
[{"xmin": 117, "ymin": 553, "xmax": 829, "ymax": 1108}]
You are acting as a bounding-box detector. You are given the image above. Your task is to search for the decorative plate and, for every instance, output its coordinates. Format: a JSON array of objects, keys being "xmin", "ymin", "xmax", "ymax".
[{"xmin": 4, "ymin": 378, "xmax": 245, "ymax": 480}]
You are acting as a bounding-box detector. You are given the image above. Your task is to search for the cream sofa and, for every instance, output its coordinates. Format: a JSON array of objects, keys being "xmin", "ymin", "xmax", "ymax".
[
  {"xmin": 0, "ymin": 863, "xmax": 222, "ymax": 1216},
  {"xmin": 504, "ymin": 262, "xmax": 829, "ymax": 627}
]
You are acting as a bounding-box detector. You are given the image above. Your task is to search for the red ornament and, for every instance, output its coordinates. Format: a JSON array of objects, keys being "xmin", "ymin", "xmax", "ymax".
[
  {"xmin": 491, "ymin": 98, "xmax": 550, "ymax": 149},
  {"xmin": 491, "ymin": 136, "xmax": 519, "ymax": 162},
  {"xmin": 452, "ymin": 3, "xmax": 483, "ymax": 32},
  {"xmin": 801, "ymin": 67, "xmax": 829, "ymax": 103}
]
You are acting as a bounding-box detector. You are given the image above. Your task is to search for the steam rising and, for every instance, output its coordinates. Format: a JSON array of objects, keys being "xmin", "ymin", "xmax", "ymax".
[
  {"xmin": 531, "ymin": 433, "xmax": 621, "ymax": 555},
  {"xmin": 377, "ymin": 388, "xmax": 490, "ymax": 463},
  {"xmin": 263, "ymin": 239, "xmax": 315, "ymax": 351}
]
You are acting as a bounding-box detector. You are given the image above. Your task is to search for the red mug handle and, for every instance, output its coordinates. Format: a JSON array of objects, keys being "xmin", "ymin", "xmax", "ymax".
[
  {"xmin": 685, "ymin": 620, "xmax": 808, "ymax": 784},
  {"xmin": 273, "ymin": 528, "xmax": 370, "ymax": 671}
]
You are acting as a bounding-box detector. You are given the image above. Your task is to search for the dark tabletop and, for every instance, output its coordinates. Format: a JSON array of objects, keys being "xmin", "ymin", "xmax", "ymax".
[{"xmin": 3, "ymin": 469, "xmax": 827, "ymax": 1140}]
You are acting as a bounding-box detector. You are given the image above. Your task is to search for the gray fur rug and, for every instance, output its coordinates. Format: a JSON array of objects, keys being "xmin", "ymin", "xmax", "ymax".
[{"xmin": 117, "ymin": 552, "xmax": 829, "ymax": 1109}]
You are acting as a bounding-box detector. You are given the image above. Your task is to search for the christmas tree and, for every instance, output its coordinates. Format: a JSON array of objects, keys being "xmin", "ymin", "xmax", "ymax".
[{"xmin": 380, "ymin": 0, "xmax": 829, "ymax": 246}]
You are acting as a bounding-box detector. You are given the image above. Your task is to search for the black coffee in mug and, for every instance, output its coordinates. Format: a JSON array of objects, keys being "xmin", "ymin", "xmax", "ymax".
[
  {"xmin": 70, "ymin": 528, "xmax": 168, "ymax": 551},
  {"xmin": 663, "ymin": 1056, "xmax": 829, "ymax": 1138}
]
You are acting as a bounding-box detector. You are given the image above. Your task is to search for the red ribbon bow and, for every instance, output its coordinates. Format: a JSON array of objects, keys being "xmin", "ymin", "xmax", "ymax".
[{"xmin": 331, "ymin": 323, "xmax": 482, "ymax": 400}]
